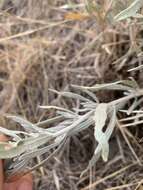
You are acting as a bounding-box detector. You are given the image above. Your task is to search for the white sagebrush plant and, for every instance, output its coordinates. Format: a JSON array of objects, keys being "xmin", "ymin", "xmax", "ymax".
[{"xmin": 0, "ymin": 79, "xmax": 143, "ymax": 180}]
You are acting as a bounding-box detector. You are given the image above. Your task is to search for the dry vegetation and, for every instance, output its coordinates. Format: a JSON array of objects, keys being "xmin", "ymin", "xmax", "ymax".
[{"xmin": 0, "ymin": 0, "xmax": 143, "ymax": 190}]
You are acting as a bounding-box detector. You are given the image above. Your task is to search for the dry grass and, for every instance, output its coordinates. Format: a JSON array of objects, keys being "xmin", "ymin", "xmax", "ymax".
[{"xmin": 0, "ymin": 0, "xmax": 143, "ymax": 189}]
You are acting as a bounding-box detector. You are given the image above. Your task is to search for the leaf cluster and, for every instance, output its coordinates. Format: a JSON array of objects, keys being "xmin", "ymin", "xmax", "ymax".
[{"xmin": 0, "ymin": 79, "xmax": 143, "ymax": 180}]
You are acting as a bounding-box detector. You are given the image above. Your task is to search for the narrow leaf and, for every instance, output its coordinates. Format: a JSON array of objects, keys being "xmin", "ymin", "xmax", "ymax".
[{"xmin": 114, "ymin": 0, "xmax": 143, "ymax": 21}]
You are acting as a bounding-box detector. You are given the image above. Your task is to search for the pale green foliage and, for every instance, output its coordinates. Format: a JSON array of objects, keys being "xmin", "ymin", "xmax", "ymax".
[
  {"xmin": 0, "ymin": 79, "xmax": 143, "ymax": 179},
  {"xmin": 114, "ymin": 0, "xmax": 143, "ymax": 21}
]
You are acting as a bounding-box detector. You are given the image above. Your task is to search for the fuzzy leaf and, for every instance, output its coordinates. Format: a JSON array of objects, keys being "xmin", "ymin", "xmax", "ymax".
[
  {"xmin": 94, "ymin": 103, "xmax": 109, "ymax": 162},
  {"xmin": 72, "ymin": 80, "xmax": 135, "ymax": 92},
  {"xmin": 0, "ymin": 126, "xmax": 21, "ymax": 141},
  {"xmin": 49, "ymin": 89, "xmax": 91, "ymax": 102},
  {"xmin": 114, "ymin": 0, "xmax": 143, "ymax": 21},
  {"xmin": 6, "ymin": 115, "xmax": 46, "ymax": 133},
  {"xmin": 82, "ymin": 105, "xmax": 116, "ymax": 176},
  {"xmin": 0, "ymin": 134, "xmax": 52, "ymax": 159}
]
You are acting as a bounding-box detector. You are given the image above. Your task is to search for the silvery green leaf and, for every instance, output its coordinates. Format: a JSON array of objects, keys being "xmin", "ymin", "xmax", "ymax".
[
  {"xmin": 36, "ymin": 116, "xmax": 64, "ymax": 127},
  {"xmin": 50, "ymin": 89, "xmax": 91, "ymax": 102},
  {"xmin": 106, "ymin": 106, "xmax": 116, "ymax": 138},
  {"xmin": 10, "ymin": 158, "xmax": 29, "ymax": 171},
  {"xmin": 0, "ymin": 142, "xmax": 10, "ymax": 151},
  {"xmin": 82, "ymin": 106, "xmax": 116, "ymax": 175},
  {"xmin": 81, "ymin": 102, "xmax": 97, "ymax": 109},
  {"xmin": 0, "ymin": 134, "xmax": 51, "ymax": 159},
  {"xmin": 81, "ymin": 89, "xmax": 99, "ymax": 103},
  {"xmin": 6, "ymin": 115, "xmax": 46, "ymax": 133},
  {"xmin": 94, "ymin": 103, "xmax": 109, "ymax": 162},
  {"xmin": 56, "ymin": 111, "xmax": 76, "ymax": 119},
  {"xmin": 72, "ymin": 107, "xmax": 90, "ymax": 113},
  {"xmin": 0, "ymin": 126, "xmax": 21, "ymax": 141},
  {"xmin": 45, "ymin": 122, "xmax": 70, "ymax": 133},
  {"xmin": 72, "ymin": 80, "xmax": 134, "ymax": 92},
  {"xmin": 0, "ymin": 141, "xmax": 25, "ymax": 159},
  {"xmin": 17, "ymin": 135, "xmax": 66, "ymax": 161},
  {"xmin": 70, "ymin": 117, "xmax": 93, "ymax": 135},
  {"xmin": 20, "ymin": 134, "xmax": 54, "ymax": 151},
  {"xmin": 6, "ymin": 135, "xmax": 66, "ymax": 174},
  {"xmin": 39, "ymin": 105, "xmax": 74, "ymax": 114},
  {"xmin": 6, "ymin": 135, "xmax": 67, "ymax": 180},
  {"xmin": 54, "ymin": 111, "xmax": 93, "ymax": 137},
  {"xmin": 114, "ymin": 0, "xmax": 143, "ymax": 21},
  {"xmin": 6, "ymin": 159, "xmax": 30, "ymax": 178}
]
